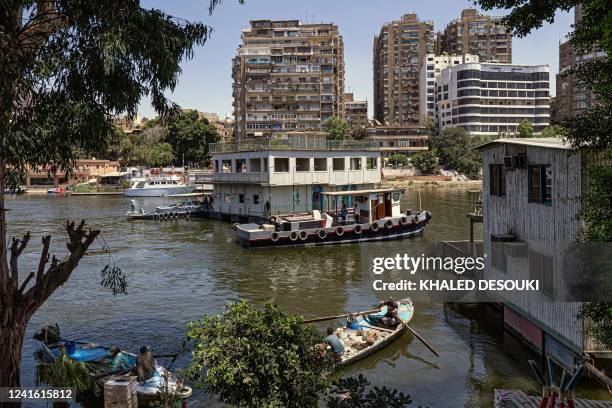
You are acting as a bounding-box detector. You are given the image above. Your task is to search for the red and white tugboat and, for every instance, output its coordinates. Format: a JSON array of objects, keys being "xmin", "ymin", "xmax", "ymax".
[{"xmin": 233, "ymin": 188, "xmax": 431, "ymax": 248}]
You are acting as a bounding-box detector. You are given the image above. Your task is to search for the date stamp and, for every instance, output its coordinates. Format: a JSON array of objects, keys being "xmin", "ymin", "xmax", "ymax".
[{"xmin": 0, "ymin": 387, "xmax": 74, "ymax": 402}]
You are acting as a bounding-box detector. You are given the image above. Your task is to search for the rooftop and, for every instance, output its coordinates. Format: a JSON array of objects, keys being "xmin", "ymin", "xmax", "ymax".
[
  {"xmin": 475, "ymin": 137, "xmax": 572, "ymax": 150},
  {"xmin": 209, "ymin": 138, "xmax": 382, "ymax": 154}
]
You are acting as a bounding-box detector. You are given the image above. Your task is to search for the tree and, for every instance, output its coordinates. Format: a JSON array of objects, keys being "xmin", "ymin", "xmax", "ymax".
[
  {"xmin": 431, "ymin": 128, "xmax": 482, "ymax": 178},
  {"xmin": 516, "ymin": 119, "xmax": 533, "ymax": 138},
  {"xmin": 327, "ymin": 375, "xmax": 413, "ymax": 408},
  {"xmin": 411, "ymin": 151, "xmax": 438, "ymax": 174},
  {"xmin": 388, "ymin": 154, "xmax": 408, "ymax": 166},
  {"xmin": 0, "ymin": 0, "xmax": 234, "ymax": 390},
  {"xmin": 540, "ymin": 125, "xmax": 565, "ymax": 139},
  {"xmin": 325, "ymin": 117, "xmax": 349, "ymax": 141},
  {"xmin": 350, "ymin": 127, "xmax": 367, "ymax": 140},
  {"xmin": 185, "ymin": 301, "xmax": 332, "ymax": 408},
  {"xmin": 165, "ymin": 110, "xmax": 220, "ymax": 166}
]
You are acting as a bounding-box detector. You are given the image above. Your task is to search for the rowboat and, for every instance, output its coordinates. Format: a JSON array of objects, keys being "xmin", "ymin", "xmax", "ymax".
[
  {"xmin": 336, "ymin": 298, "xmax": 414, "ymax": 366},
  {"xmin": 33, "ymin": 327, "xmax": 192, "ymax": 404}
]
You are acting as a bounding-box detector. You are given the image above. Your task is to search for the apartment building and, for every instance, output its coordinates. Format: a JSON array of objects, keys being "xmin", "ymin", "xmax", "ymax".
[
  {"xmin": 435, "ymin": 62, "xmax": 550, "ymax": 136},
  {"xmin": 419, "ymin": 53, "xmax": 479, "ymax": 123},
  {"xmin": 435, "ymin": 9, "xmax": 512, "ymax": 63},
  {"xmin": 555, "ymin": 4, "xmax": 606, "ymax": 120},
  {"xmin": 344, "ymin": 93, "xmax": 369, "ymax": 129},
  {"xmin": 366, "ymin": 125, "xmax": 429, "ymax": 158},
  {"xmin": 373, "ymin": 13, "xmax": 434, "ymax": 126},
  {"xmin": 232, "ymin": 20, "xmax": 345, "ymax": 140}
]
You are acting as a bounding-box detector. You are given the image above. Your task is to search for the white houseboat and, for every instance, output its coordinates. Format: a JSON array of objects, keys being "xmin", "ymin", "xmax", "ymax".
[{"xmin": 123, "ymin": 175, "xmax": 194, "ymax": 197}]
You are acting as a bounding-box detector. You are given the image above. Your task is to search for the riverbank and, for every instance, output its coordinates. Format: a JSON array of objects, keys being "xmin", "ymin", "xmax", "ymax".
[{"xmin": 382, "ymin": 177, "xmax": 482, "ymax": 189}]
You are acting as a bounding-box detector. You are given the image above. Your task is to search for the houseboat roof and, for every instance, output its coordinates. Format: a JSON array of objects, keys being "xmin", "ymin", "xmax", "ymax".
[
  {"xmin": 321, "ymin": 188, "xmax": 405, "ymax": 197},
  {"xmin": 474, "ymin": 137, "xmax": 572, "ymax": 151}
]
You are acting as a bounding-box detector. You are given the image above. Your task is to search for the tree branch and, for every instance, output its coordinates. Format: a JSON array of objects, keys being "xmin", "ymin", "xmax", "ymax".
[{"xmin": 9, "ymin": 232, "xmax": 31, "ymax": 290}]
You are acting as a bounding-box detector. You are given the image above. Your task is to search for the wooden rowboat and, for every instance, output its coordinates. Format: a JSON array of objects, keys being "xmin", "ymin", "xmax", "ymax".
[{"xmin": 336, "ymin": 298, "xmax": 414, "ymax": 366}]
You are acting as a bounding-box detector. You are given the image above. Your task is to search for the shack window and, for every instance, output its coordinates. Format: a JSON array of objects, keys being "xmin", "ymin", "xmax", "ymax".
[
  {"xmin": 239, "ymin": 194, "xmax": 245, "ymax": 203},
  {"xmin": 296, "ymin": 157, "xmax": 310, "ymax": 172},
  {"xmin": 332, "ymin": 158, "xmax": 345, "ymax": 171},
  {"xmin": 366, "ymin": 157, "xmax": 377, "ymax": 170},
  {"xmin": 528, "ymin": 165, "xmax": 552, "ymax": 205},
  {"xmin": 274, "ymin": 158, "xmax": 289, "ymax": 172},
  {"xmin": 253, "ymin": 194, "xmax": 260, "ymax": 204},
  {"xmin": 489, "ymin": 164, "xmax": 506, "ymax": 196},
  {"xmin": 350, "ymin": 158, "xmax": 362, "ymax": 170},
  {"xmin": 529, "ymin": 250, "xmax": 554, "ymax": 297},
  {"xmin": 314, "ymin": 158, "xmax": 327, "ymax": 171}
]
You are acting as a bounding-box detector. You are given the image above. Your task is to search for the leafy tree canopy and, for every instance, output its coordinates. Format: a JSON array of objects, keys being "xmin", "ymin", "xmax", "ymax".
[
  {"xmin": 325, "ymin": 117, "xmax": 349, "ymax": 141},
  {"xmin": 411, "ymin": 151, "xmax": 438, "ymax": 174},
  {"xmin": 388, "ymin": 154, "xmax": 408, "ymax": 166},
  {"xmin": 516, "ymin": 119, "xmax": 534, "ymax": 138},
  {"xmin": 165, "ymin": 110, "xmax": 220, "ymax": 165},
  {"xmin": 431, "ymin": 128, "xmax": 481, "ymax": 178},
  {"xmin": 350, "ymin": 127, "xmax": 367, "ymax": 140}
]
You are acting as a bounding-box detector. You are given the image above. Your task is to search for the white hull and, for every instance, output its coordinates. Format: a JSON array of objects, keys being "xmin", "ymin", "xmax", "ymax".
[{"xmin": 123, "ymin": 186, "xmax": 194, "ymax": 197}]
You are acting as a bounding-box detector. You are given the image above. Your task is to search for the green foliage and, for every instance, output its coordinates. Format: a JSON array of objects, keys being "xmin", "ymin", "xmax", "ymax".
[
  {"xmin": 350, "ymin": 127, "xmax": 367, "ymax": 140},
  {"xmin": 388, "ymin": 154, "xmax": 408, "ymax": 166},
  {"xmin": 35, "ymin": 352, "xmax": 99, "ymax": 395},
  {"xmin": 327, "ymin": 375, "xmax": 414, "ymax": 408},
  {"xmin": 540, "ymin": 125, "xmax": 564, "ymax": 139},
  {"xmin": 516, "ymin": 120, "xmax": 533, "ymax": 138},
  {"xmin": 165, "ymin": 110, "xmax": 220, "ymax": 165},
  {"xmin": 185, "ymin": 301, "xmax": 332, "ymax": 408},
  {"xmin": 580, "ymin": 161, "xmax": 612, "ymax": 243},
  {"xmin": 578, "ymin": 303, "xmax": 612, "ymax": 349},
  {"xmin": 431, "ymin": 128, "xmax": 482, "ymax": 179},
  {"xmin": 411, "ymin": 151, "xmax": 437, "ymax": 174},
  {"xmin": 325, "ymin": 117, "xmax": 349, "ymax": 141}
]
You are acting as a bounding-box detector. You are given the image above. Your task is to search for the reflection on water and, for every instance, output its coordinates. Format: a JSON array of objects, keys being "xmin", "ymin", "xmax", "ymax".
[{"xmin": 5, "ymin": 189, "xmax": 607, "ymax": 407}]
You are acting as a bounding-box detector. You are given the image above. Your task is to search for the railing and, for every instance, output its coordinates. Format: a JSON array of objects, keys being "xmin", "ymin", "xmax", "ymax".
[
  {"xmin": 210, "ymin": 139, "xmax": 382, "ymax": 153},
  {"xmin": 212, "ymin": 172, "xmax": 269, "ymax": 183}
]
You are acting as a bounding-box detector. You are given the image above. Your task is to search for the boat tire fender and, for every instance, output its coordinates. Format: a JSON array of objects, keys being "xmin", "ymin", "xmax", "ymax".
[
  {"xmin": 317, "ymin": 229, "xmax": 327, "ymax": 239},
  {"xmin": 412, "ymin": 215, "xmax": 420, "ymax": 224},
  {"xmin": 353, "ymin": 224, "xmax": 362, "ymax": 234},
  {"xmin": 385, "ymin": 220, "xmax": 394, "ymax": 229},
  {"xmin": 271, "ymin": 232, "xmax": 280, "ymax": 242},
  {"xmin": 400, "ymin": 216, "xmax": 408, "ymax": 226},
  {"xmin": 232, "ymin": 223, "xmax": 239, "ymax": 231},
  {"xmin": 289, "ymin": 231, "xmax": 299, "ymax": 241},
  {"xmin": 298, "ymin": 230, "xmax": 308, "ymax": 241},
  {"xmin": 336, "ymin": 226, "xmax": 344, "ymax": 236},
  {"xmin": 370, "ymin": 222, "xmax": 379, "ymax": 232}
]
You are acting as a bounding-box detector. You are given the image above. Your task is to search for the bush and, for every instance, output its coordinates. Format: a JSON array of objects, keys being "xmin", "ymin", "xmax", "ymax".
[
  {"xmin": 411, "ymin": 151, "xmax": 437, "ymax": 174},
  {"xmin": 388, "ymin": 154, "xmax": 408, "ymax": 166}
]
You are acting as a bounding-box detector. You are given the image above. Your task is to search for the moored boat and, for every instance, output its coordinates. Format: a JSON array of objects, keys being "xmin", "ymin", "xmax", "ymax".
[
  {"xmin": 336, "ymin": 298, "xmax": 414, "ymax": 366},
  {"xmin": 234, "ymin": 188, "xmax": 431, "ymax": 248},
  {"xmin": 33, "ymin": 327, "xmax": 192, "ymax": 404},
  {"xmin": 123, "ymin": 175, "xmax": 194, "ymax": 197}
]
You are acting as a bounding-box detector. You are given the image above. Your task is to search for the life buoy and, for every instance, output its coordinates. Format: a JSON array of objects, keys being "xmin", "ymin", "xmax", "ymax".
[
  {"xmin": 271, "ymin": 232, "xmax": 280, "ymax": 242},
  {"xmin": 400, "ymin": 216, "xmax": 408, "ymax": 226},
  {"xmin": 370, "ymin": 222, "xmax": 379, "ymax": 232},
  {"xmin": 412, "ymin": 215, "xmax": 420, "ymax": 224},
  {"xmin": 336, "ymin": 227, "xmax": 344, "ymax": 236},
  {"xmin": 232, "ymin": 223, "xmax": 239, "ymax": 231},
  {"xmin": 385, "ymin": 220, "xmax": 394, "ymax": 229},
  {"xmin": 289, "ymin": 231, "xmax": 299, "ymax": 241},
  {"xmin": 353, "ymin": 224, "xmax": 362, "ymax": 234},
  {"xmin": 299, "ymin": 230, "xmax": 308, "ymax": 241},
  {"xmin": 318, "ymin": 229, "xmax": 327, "ymax": 239}
]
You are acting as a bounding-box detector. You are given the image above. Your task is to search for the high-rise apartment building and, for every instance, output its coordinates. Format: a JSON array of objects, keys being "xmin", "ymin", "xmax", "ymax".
[
  {"xmin": 232, "ymin": 20, "xmax": 345, "ymax": 139},
  {"xmin": 419, "ymin": 53, "xmax": 479, "ymax": 123},
  {"xmin": 435, "ymin": 62, "xmax": 550, "ymax": 136},
  {"xmin": 555, "ymin": 4, "xmax": 606, "ymax": 120},
  {"xmin": 435, "ymin": 9, "xmax": 512, "ymax": 63},
  {"xmin": 373, "ymin": 14, "xmax": 434, "ymax": 126},
  {"xmin": 344, "ymin": 93, "xmax": 369, "ymax": 129}
]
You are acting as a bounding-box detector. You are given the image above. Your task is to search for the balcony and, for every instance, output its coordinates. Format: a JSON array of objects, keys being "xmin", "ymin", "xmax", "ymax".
[{"xmin": 212, "ymin": 172, "xmax": 268, "ymax": 184}]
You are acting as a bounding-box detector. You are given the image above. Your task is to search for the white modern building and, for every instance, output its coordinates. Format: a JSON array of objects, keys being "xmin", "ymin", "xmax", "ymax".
[
  {"xmin": 435, "ymin": 62, "xmax": 550, "ymax": 136},
  {"xmin": 419, "ymin": 53, "xmax": 479, "ymax": 123},
  {"xmin": 210, "ymin": 138, "xmax": 382, "ymax": 220}
]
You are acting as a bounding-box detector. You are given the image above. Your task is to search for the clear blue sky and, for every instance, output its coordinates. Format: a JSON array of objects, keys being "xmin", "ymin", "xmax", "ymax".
[{"xmin": 138, "ymin": 0, "xmax": 574, "ymax": 119}]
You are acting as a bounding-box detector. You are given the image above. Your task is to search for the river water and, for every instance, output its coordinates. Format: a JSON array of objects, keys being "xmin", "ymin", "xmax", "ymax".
[{"xmin": 5, "ymin": 189, "xmax": 608, "ymax": 407}]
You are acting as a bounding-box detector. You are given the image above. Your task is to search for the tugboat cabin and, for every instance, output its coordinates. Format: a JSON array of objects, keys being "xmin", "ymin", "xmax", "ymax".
[{"xmin": 321, "ymin": 188, "xmax": 404, "ymax": 225}]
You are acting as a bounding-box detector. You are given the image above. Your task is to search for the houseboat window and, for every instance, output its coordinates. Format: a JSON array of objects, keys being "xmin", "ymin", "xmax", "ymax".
[
  {"xmin": 489, "ymin": 164, "xmax": 506, "ymax": 196},
  {"xmin": 222, "ymin": 160, "xmax": 232, "ymax": 173},
  {"xmin": 253, "ymin": 194, "xmax": 260, "ymax": 204},
  {"xmin": 392, "ymin": 192, "xmax": 401, "ymax": 201},
  {"xmin": 529, "ymin": 250, "xmax": 554, "ymax": 297},
  {"xmin": 249, "ymin": 158, "xmax": 261, "ymax": 172},
  {"xmin": 332, "ymin": 158, "xmax": 345, "ymax": 171},
  {"xmin": 214, "ymin": 160, "xmax": 220, "ymax": 173},
  {"xmin": 236, "ymin": 159, "xmax": 246, "ymax": 173},
  {"xmin": 296, "ymin": 158, "xmax": 310, "ymax": 172},
  {"xmin": 263, "ymin": 158, "xmax": 268, "ymax": 172},
  {"xmin": 350, "ymin": 158, "xmax": 362, "ymax": 170},
  {"xmin": 528, "ymin": 165, "xmax": 552, "ymax": 205},
  {"xmin": 239, "ymin": 194, "xmax": 245, "ymax": 203},
  {"xmin": 366, "ymin": 157, "xmax": 377, "ymax": 170},
  {"xmin": 314, "ymin": 158, "xmax": 327, "ymax": 171},
  {"xmin": 274, "ymin": 158, "xmax": 289, "ymax": 172}
]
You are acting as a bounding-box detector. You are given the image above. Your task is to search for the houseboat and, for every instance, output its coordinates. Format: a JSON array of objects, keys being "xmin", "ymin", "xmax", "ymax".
[
  {"xmin": 234, "ymin": 188, "xmax": 431, "ymax": 248},
  {"xmin": 123, "ymin": 175, "xmax": 194, "ymax": 197}
]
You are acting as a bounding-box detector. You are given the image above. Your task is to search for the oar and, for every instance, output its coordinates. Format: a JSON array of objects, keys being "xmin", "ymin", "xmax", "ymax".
[
  {"xmin": 394, "ymin": 312, "xmax": 439, "ymax": 357},
  {"xmin": 302, "ymin": 308, "xmax": 381, "ymax": 324}
]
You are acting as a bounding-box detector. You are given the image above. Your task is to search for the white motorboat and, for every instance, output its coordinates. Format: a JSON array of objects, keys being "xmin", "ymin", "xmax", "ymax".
[{"xmin": 123, "ymin": 176, "xmax": 194, "ymax": 197}]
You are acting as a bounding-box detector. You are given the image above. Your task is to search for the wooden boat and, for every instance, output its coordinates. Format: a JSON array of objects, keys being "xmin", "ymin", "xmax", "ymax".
[
  {"xmin": 336, "ymin": 298, "xmax": 414, "ymax": 367},
  {"xmin": 234, "ymin": 188, "xmax": 431, "ymax": 248},
  {"xmin": 33, "ymin": 327, "xmax": 192, "ymax": 404}
]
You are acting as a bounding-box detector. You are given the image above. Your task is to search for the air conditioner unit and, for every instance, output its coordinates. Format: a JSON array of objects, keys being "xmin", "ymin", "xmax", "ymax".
[
  {"xmin": 514, "ymin": 152, "xmax": 527, "ymax": 169},
  {"xmin": 503, "ymin": 155, "xmax": 514, "ymax": 169}
]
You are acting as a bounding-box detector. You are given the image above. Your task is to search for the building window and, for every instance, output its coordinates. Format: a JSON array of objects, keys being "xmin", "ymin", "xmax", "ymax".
[
  {"xmin": 296, "ymin": 157, "xmax": 310, "ymax": 172},
  {"xmin": 332, "ymin": 158, "xmax": 345, "ymax": 171},
  {"xmin": 350, "ymin": 158, "xmax": 362, "ymax": 170},
  {"xmin": 253, "ymin": 194, "xmax": 260, "ymax": 205},
  {"xmin": 528, "ymin": 165, "xmax": 552, "ymax": 205},
  {"xmin": 489, "ymin": 164, "xmax": 506, "ymax": 196},
  {"xmin": 529, "ymin": 250, "xmax": 554, "ymax": 297},
  {"xmin": 239, "ymin": 194, "xmax": 245, "ymax": 203},
  {"xmin": 274, "ymin": 158, "xmax": 290, "ymax": 172},
  {"xmin": 314, "ymin": 158, "xmax": 327, "ymax": 171},
  {"xmin": 366, "ymin": 157, "xmax": 377, "ymax": 170}
]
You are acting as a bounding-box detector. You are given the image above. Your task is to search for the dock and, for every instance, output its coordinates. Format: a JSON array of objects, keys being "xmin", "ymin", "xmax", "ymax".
[{"xmin": 494, "ymin": 389, "xmax": 612, "ymax": 407}]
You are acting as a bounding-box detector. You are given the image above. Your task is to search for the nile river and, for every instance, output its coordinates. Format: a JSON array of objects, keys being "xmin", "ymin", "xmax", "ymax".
[{"xmin": 5, "ymin": 189, "xmax": 608, "ymax": 407}]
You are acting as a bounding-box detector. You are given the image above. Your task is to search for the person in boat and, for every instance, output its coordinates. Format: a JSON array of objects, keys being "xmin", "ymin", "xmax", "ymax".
[
  {"xmin": 340, "ymin": 200, "xmax": 348, "ymax": 222},
  {"xmin": 108, "ymin": 347, "xmax": 132, "ymax": 371},
  {"xmin": 346, "ymin": 313, "xmax": 360, "ymax": 330},
  {"xmin": 264, "ymin": 200, "xmax": 271, "ymax": 216},
  {"xmin": 135, "ymin": 345, "xmax": 157, "ymax": 382},
  {"xmin": 378, "ymin": 298, "xmax": 399, "ymax": 328},
  {"xmin": 324, "ymin": 327, "xmax": 344, "ymax": 358},
  {"xmin": 130, "ymin": 198, "xmax": 136, "ymax": 213}
]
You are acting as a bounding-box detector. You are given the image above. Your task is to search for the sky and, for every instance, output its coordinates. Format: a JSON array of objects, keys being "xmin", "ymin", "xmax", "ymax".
[{"xmin": 138, "ymin": 0, "xmax": 574, "ymax": 119}]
